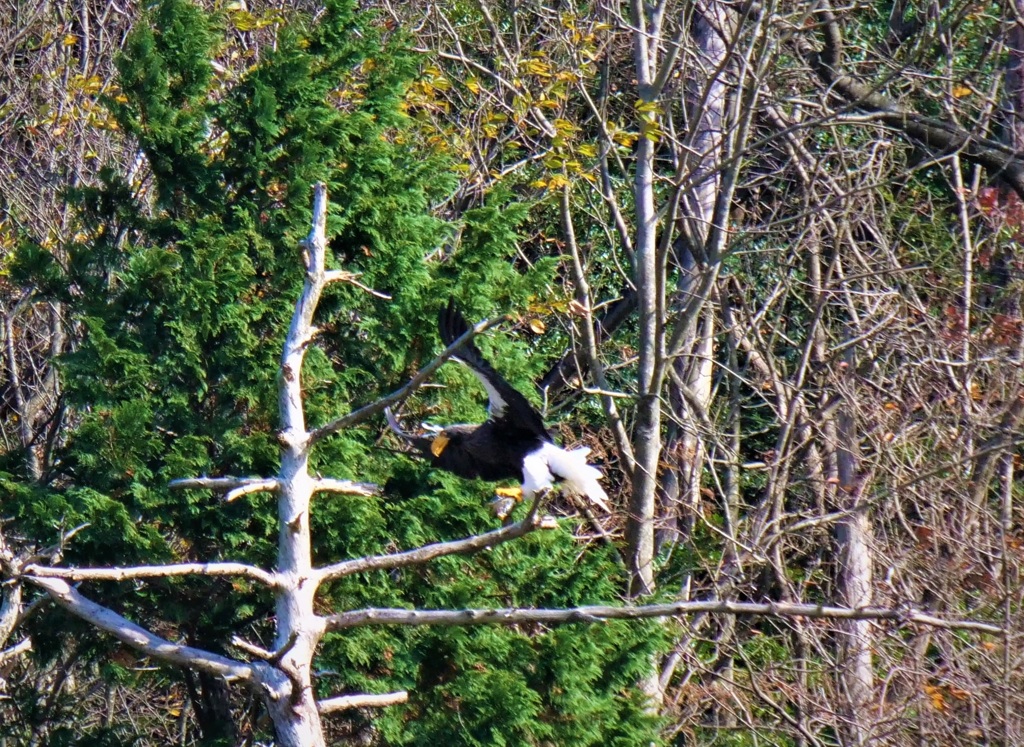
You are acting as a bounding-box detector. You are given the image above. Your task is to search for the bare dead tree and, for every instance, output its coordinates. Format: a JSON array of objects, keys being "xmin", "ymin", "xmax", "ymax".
[{"xmin": 0, "ymin": 184, "xmax": 1001, "ymax": 745}]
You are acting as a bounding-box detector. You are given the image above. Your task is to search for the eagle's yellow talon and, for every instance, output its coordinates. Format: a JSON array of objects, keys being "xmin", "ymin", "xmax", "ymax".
[{"xmin": 494, "ymin": 486, "xmax": 523, "ymax": 502}]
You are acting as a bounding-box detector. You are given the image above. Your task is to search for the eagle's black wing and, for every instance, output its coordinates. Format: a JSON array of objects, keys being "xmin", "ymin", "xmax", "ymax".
[{"xmin": 439, "ymin": 299, "xmax": 548, "ymax": 438}]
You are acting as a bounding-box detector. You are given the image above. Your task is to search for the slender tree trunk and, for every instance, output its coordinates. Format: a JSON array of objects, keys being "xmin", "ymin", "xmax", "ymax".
[
  {"xmin": 835, "ymin": 349, "xmax": 873, "ymax": 746},
  {"xmin": 626, "ymin": 0, "xmax": 660, "ymax": 601}
]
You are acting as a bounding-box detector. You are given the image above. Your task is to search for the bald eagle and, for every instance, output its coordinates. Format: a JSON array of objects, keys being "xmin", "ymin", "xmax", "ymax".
[{"xmin": 386, "ymin": 300, "xmax": 610, "ymax": 514}]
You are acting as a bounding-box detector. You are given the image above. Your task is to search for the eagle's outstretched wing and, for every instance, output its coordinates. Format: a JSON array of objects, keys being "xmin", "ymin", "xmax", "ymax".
[{"xmin": 438, "ymin": 299, "xmax": 548, "ymax": 438}]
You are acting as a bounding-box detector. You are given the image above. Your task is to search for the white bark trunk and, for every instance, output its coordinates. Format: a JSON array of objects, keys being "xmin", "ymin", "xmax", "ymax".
[
  {"xmin": 626, "ymin": 1, "xmax": 661, "ymax": 601},
  {"xmin": 264, "ymin": 183, "xmax": 333, "ymax": 745},
  {"xmin": 835, "ymin": 354, "xmax": 873, "ymax": 746}
]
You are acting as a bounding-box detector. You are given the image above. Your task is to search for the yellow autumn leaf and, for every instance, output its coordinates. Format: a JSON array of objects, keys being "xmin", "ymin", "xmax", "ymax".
[
  {"xmin": 465, "ymin": 77, "xmax": 481, "ymax": 95},
  {"xmin": 530, "ymin": 179, "xmax": 548, "ymax": 189},
  {"xmin": 63, "ymin": 34, "xmax": 77, "ymax": 46},
  {"xmin": 229, "ymin": 9, "xmax": 259, "ymax": 31},
  {"xmin": 553, "ymin": 118, "xmax": 578, "ymax": 135},
  {"xmin": 952, "ymin": 84, "xmax": 973, "ymax": 98},
  {"xmin": 528, "ymin": 318, "xmax": 546, "ymax": 334},
  {"xmin": 81, "ymin": 75, "xmax": 103, "ymax": 94},
  {"xmin": 522, "ymin": 58, "xmax": 552, "ymax": 78},
  {"xmin": 641, "ymin": 121, "xmax": 662, "ymax": 143},
  {"xmin": 547, "ymin": 173, "xmax": 571, "ymax": 189},
  {"xmin": 613, "ymin": 130, "xmax": 638, "ymax": 147}
]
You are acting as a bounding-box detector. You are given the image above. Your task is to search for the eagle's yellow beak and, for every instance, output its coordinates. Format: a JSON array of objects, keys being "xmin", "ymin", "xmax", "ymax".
[{"xmin": 430, "ymin": 432, "xmax": 450, "ymax": 457}]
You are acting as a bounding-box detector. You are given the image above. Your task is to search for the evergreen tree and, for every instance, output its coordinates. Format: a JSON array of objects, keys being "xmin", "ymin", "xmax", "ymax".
[{"xmin": 3, "ymin": 0, "xmax": 662, "ymax": 743}]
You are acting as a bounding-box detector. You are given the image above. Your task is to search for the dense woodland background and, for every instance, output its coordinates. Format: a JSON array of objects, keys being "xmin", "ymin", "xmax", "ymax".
[{"xmin": 2, "ymin": 0, "xmax": 1023, "ymax": 744}]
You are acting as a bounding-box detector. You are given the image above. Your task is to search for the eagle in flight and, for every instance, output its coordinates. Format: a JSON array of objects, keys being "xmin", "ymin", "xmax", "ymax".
[{"xmin": 386, "ymin": 300, "xmax": 610, "ymax": 515}]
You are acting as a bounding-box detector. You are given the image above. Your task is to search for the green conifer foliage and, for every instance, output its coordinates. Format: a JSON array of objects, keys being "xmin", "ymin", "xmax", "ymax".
[{"xmin": 4, "ymin": 0, "xmax": 663, "ymax": 743}]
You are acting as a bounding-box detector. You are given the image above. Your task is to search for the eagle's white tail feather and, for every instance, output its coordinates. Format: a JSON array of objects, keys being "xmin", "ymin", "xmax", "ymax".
[{"xmin": 526, "ymin": 442, "xmax": 610, "ymax": 512}]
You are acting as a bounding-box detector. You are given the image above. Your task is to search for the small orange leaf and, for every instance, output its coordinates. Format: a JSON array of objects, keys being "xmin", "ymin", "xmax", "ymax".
[{"xmin": 924, "ymin": 684, "xmax": 946, "ymax": 712}]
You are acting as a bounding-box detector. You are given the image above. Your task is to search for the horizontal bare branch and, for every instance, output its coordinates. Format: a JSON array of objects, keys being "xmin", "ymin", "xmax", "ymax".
[
  {"xmin": 28, "ymin": 577, "xmax": 258, "ymax": 683},
  {"xmin": 313, "ymin": 478, "xmax": 380, "ymax": 497},
  {"xmin": 24, "ymin": 562, "xmax": 278, "ymax": 588},
  {"xmin": 169, "ymin": 476, "xmax": 279, "ymax": 496},
  {"xmin": 325, "ymin": 600, "xmax": 1002, "ymax": 634},
  {"xmin": 309, "ymin": 315, "xmax": 508, "ymax": 444},
  {"xmin": 318, "ymin": 690, "xmax": 409, "ymax": 714}
]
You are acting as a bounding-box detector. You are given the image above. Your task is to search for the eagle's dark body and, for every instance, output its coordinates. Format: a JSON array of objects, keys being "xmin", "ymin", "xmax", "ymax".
[
  {"xmin": 387, "ymin": 300, "xmax": 609, "ymax": 511},
  {"xmin": 412, "ymin": 421, "xmax": 544, "ymax": 482}
]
